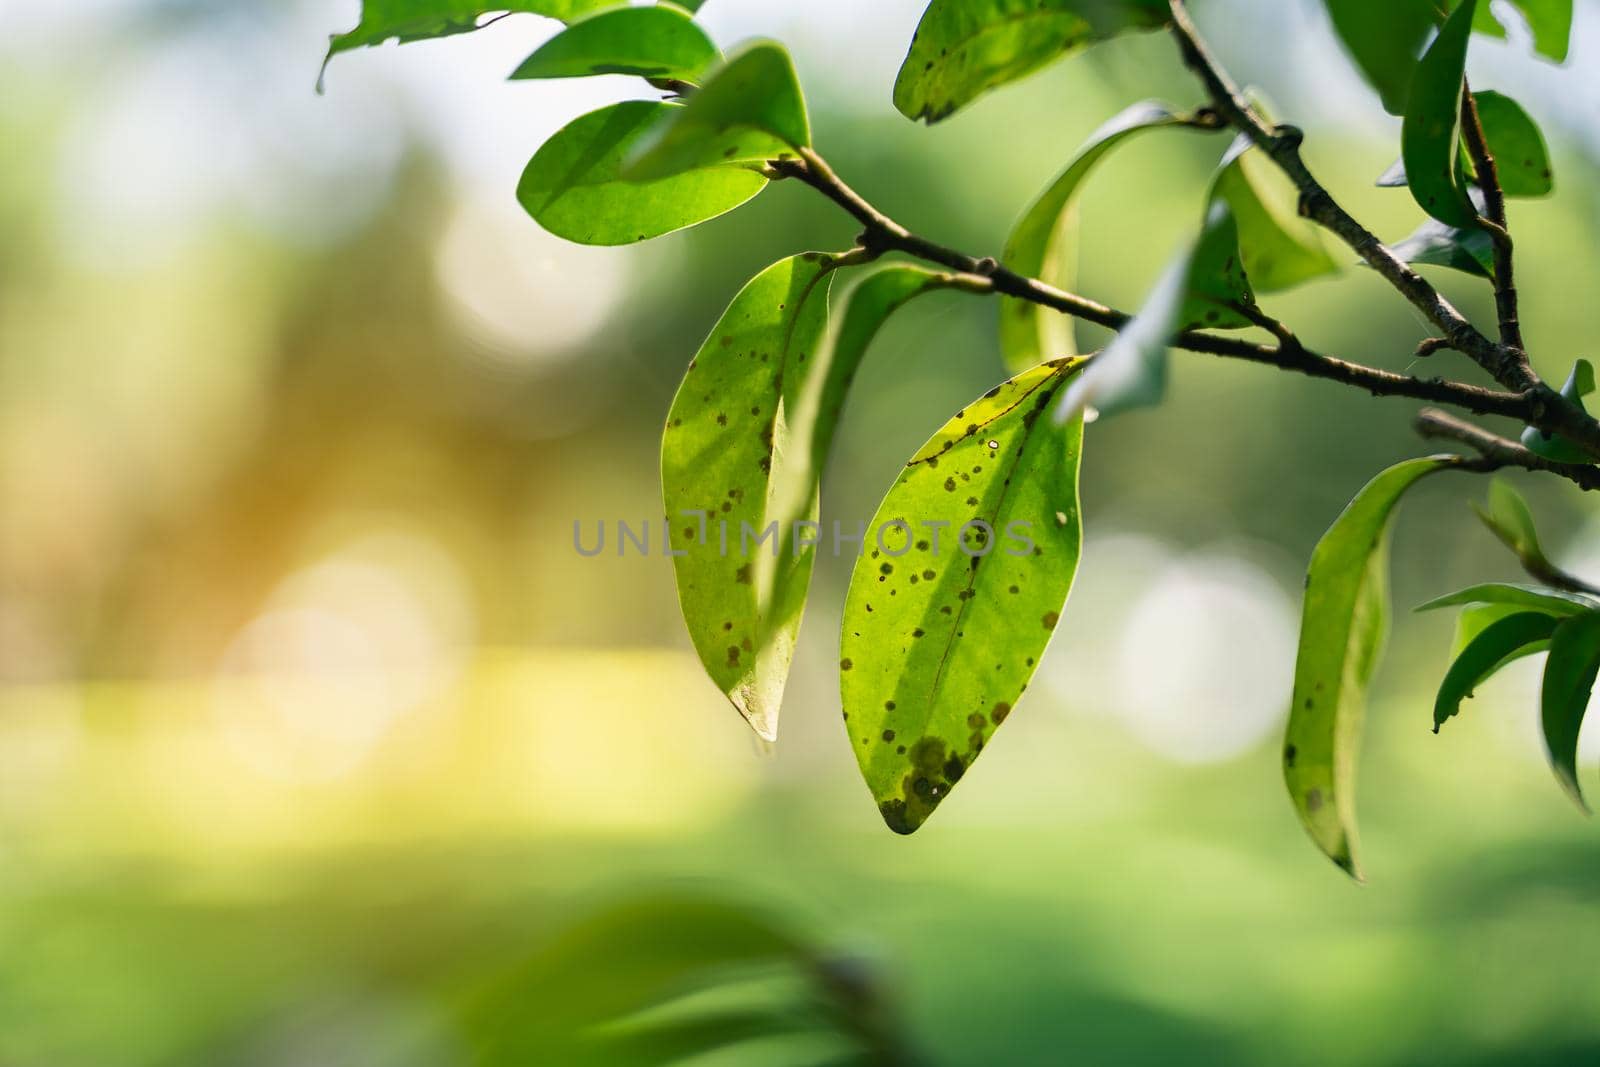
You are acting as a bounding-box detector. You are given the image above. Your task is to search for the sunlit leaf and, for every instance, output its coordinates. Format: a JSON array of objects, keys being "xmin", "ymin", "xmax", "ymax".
[
  {"xmin": 1283, "ymin": 456, "xmax": 1454, "ymax": 879},
  {"xmin": 1433, "ymin": 610, "xmax": 1558, "ymax": 731},
  {"xmin": 511, "ymin": 5, "xmax": 717, "ymax": 82},
  {"xmin": 893, "ymin": 0, "xmax": 1169, "ymax": 124},
  {"xmin": 1418, "ymin": 581, "xmax": 1600, "ymax": 616},
  {"xmin": 1473, "ymin": 0, "xmax": 1572, "ymax": 62},
  {"xmin": 662, "ymin": 252, "xmax": 855, "ymax": 740},
  {"xmin": 841, "ymin": 358, "xmax": 1087, "ymax": 833},
  {"xmin": 320, "ymin": 0, "xmax": 614, "ymax": 88},
  {"xmin": 1402, "ymin": 0, "xmax": 1481, "ymax": 229},
  {"xmin": 1000, "ymin": 101, "xmax": 1193, "ymax": 375},
  {"xmin": 1320, "ymin": 0, "xmax": 1439, "ymax": 114},
  {"xmin": 1522, "ymin": 359, "xmax": 1596, "ymax": 463},
  {"xmin": 1541, "ymin": 611, "xmax": 1600, "ymax": 812},
  {"xmin": 625, "ymin": 42, "xmax": 809, "ymax": 181},
  {"xmin": 1474, "ymin": 477, "xmax": 1546, "ymax": 566},
  {"xmin": 1057, "ymin": 201, "xmax": 1248, "ymax": 420},
  {"xmin": 518, "ymin": 101, "xmax": 766, "ymax": 245},
  {"xmin": 1211, "ymin": 135, "xmax": 1338, "ymax": 293}
]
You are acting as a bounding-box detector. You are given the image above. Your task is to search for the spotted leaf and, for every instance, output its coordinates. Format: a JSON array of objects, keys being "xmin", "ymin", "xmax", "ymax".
[{"xmin": 841, "ymin": 358, "xmax": 1086, "ymax": 833}]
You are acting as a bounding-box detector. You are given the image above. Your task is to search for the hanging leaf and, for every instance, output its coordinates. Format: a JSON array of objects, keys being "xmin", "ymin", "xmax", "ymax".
[
  {"xmin": 1401, "ymin": 0, "xmax": 1482, "ymax": 229},
  {"xmin": 1320, "ymin": 0, "xmax": 1438, "ymax": 114},
  {"xmin": 661, "ymin": 253, "xmax": 855, "ymax": 740},
  {"xmin": 1283, "ymin": 456, "xmax": 1455, "ymax": 879},
  {"xmin": 1211, "ymin": 134, "xmax": 1339, "ymax": 293},
  {"xmin": 1057, "ymin": 200, "xmax": 1249, "ymax": 420},
  {"xmin": 1522, "ymin": 359, "xmax": 1596, "ymax": 463},
  {"xmin": 892, "ymin": 0, "xmax": 1169, "ymax": 124},
  {"xmin": 1468, "ymin": 91, "xmax": 1554, "ymax": 197},
  {"xmin": 625, "ymin": 42, "xmax": 810, "ymax": 180},
  {"xmin": 518, "ymin": 101, "xmax": 767, "ymax": 245},
  {"xmin": 1540, "ymin": 612, "xmax": 1600, "ymax": 812},
  {"xmin": 1473, "ymin": 0, "xmax": 1572, "ymax": 62},
  {"xmin": 1474, "ymin": 478, "xmax": 1546, "ymax": 566},
  {"xmin": 1433, "ymin": 611, "xmax": 1559, "ymax": 731},
  {"xmin": 320, "ymin": 0, "xmax": 615, "ymax": 89},
  {"xmin": 841, "ymin": 358, "xmax": 1087, "ymax": 833},
  {"xmin": 999, "ymin": 101, "xmax": 1194, "ymax": 375},
  {"xmin": 511, "ymin": 5, "xmax": 718, "ymax": 82}
]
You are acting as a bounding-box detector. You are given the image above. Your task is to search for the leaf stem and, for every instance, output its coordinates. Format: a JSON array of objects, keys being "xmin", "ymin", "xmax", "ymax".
[{"xmin": 1459, "ymin": 84, "xmax": 1525, "ymax": 352}]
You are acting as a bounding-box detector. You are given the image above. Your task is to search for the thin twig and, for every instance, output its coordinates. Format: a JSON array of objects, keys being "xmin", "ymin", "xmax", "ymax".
[
  {"xmin": 1460, "ymin": 85, "xmax": 1525, "ymax": 352},
  {"xmin": 1416, "ymin": 409, "xmax": 1600, "ymax": 491}
]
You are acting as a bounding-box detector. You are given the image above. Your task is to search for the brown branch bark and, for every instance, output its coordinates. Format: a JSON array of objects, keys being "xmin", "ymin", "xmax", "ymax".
[
  {"xmin": 1459, "ymin": 85, "xmax": 1525, "ymax": 352},
  {"xmin": 1415, "ymin": 409, "xmax": 1600, "ymax": 491}
]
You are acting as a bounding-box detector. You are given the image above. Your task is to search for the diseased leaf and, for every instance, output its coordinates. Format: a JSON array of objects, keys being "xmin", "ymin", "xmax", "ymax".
[
  {"xmin": 1540, "ymin": 611, "xmax": 1600, "ymax": 811},
  {"xmin": 1416, "ymin": 581, "xmax": 1600, "ymax": 616},
  {"xmin": 841, "ymin": 358, "xmax": 1087, "ymax": 833},
  {"xmin": 1057, "ymin": 200, "xmax": 1248, "ymax": 420},
  {"xmin": 1473, "ymin": 0, "xmax": 1572, "ymax": 62},
  {"xmin": 1433, "ymin": 610, "xmax": 1558, "ymax": 731},
  {"xmin": 511, "ymin": 5, "xmax": 717, "ymax": 82},
  {"xmin": 1390, "ymin": 216, "xmax": 1496, "ymax": 278},
  {"xmin": 1211, "ymin": 134, "xmax": 1339, "ymax": 293},
  {"xmin": 1321, "ymin": 0, "xmax": 1439, "ymax": 114},
  {"xmin": 661, "ymin": 252, "xmax": 855, "ymax": 739},
  {"xmin": 1522, "ymin": 359, "xmax": 1596, "ymax": 463},
  {"xmin": 518, "ymin": 101, "xmax": 766, "ymax": 245},
  {"xmin": 1000, "ymin": 101, "xmax": 1193, "ymax": 375},
  {"xmin": 321, "ymin": 0, "xmax": 614, "ymax": 88},
  {"xmin": 893, "ymin": 0, "xmax": 1169, "ymax": 124},
  {"xmin": 625, "ymin": 42, "xmax": 809, "ymax": 181},
  {"xmin": 1469, "ymin": 91, "xmax": 1554, "ymax": 197},
  {"xmin": 1402, "ymin": 0, "xmax": 1481, "ymax": 229},
  {"xmin": 1283, "ymin": 456, "xmax": 1454, "ymax": 879}
]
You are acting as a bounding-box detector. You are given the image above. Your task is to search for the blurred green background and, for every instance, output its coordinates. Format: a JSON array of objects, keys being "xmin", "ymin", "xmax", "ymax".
[{"xmin": 5, "ymin": 1, "xmax": 1600, "ymax": 1064}]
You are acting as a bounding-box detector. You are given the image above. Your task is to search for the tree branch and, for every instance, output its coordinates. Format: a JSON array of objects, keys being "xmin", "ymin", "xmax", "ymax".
[
  {"xmin": 1459, "ymin": 85, "xmax": 1525, "ymax": 352},
  {"xmin": 1415, "ymin": 409, "xmax": 1600, "ymax": 491}
]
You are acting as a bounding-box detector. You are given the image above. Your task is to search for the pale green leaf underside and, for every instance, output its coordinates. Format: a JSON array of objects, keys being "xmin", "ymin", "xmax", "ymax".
[
  {"xmin": 518, "ymin": 101, "xmax": 766, "ymax": 246},
  {"xmin": 841, "ymin": 358, "xmax": 1087, "ymax": 833},
  {"xmin": 511, "ymin": 5, "xmax": 718, "ymax": 82},
  {"xmin": 1390, "ymin": 217, "xmax": 1495, "ymax": 278},
  {"xmin": 321, "ymin": 0, "xmax": 613, "ymax": 87},
  {"xmin": 1000, "ymin": 100, "xmax": 1188, "ymax": 375},
  {"xmin": 1212, "ymin": 135, "xmax": 1339, "ymax": 293},
  {"xmin": 626, "ymin": 41, "xmax": 810, "ymax": 181},
  {"xmin": 1284, "ymin": 456, "xmax": 1454, "ymax": 880},
  {"xmin": 1541, "ymin": 612, "xmax": 1600, "ymax": 812},
  {"xmin": 893, "ymin": 0, "xmax": 1168, "ymax": 123},
  {"xmin": 1522, "ymin": 358, "xmax": 1596, "ymax": 462},
  {"xmin": 1402, "ymin": 0, "xmax": 1481, "ymax": 229}
]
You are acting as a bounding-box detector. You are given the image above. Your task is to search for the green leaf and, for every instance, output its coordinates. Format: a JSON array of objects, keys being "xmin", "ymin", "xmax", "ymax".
[
  {"xmin": 841, "ymin": 358, "xmax": 1087, "ymax": 833},
  {"xmin": 1540, "ymin": 611, "xmax": 1600, "ymax": 812},
  {"xmin": 320, "ymin": 0, "xmax": 614, "ymax": 88},
  {"xmin": 625, "ymin": 42, "xmax": 809, "ymax": 181},
  {"xmin": 1211, "ymin": 134, "xmax": 1339, "ymax": 293},
  {"xmin": 511, "ymin": 5, "xmax": 717, "ymax": 82},
  {"xmin": 661, "ymin": 252, "xmax": 855, "ymax": 740},
  {"xmin": 1321, "ymin": 0, "xmax": 1440, "ymax": 114},
  {"xmin": 1416, "ymin": 581, "xmax": 1600, "ymax": 616},
  {"xmin": 1452, "ymin": 601, "xmax": 1530, "ymax": 655},
  {"xmin": 665, "ymin": 0, "xmax": 710, "ymax": 12},
  {"xmin": 1433, "ymin": 610, "xmax": 1558, "ymax": 731},
  {"xmin": 1521, "ymin": 359, "xmax": 1596, "ymax": 463},
  {"xmin": 517, "ymin": 101, "xmax": 767, "ymax": 246},
  {"xmin": 1474, "ymin": 477, "xmax": 1548, "ymax": 567},
  {"xmin": 1058, "ymin": 201, "xmax": 1248, "ymax": 419},
  {"xmin": 1402, "ymin": 0, "xmax": 1482, "ymax": 229},
  {"xmin": 1283, "ymin": 456, "xmax": 1454, "ymax": 879},
  {"xmin": 892, "ymin": 0, "xmax": 1169, "ymax": 124},
  {"xmin": 1473, "ymin": 0, "xmax": 1572, "ymax": 62},
  {"xmin": 1389, "ymin": 215, "xmax": 1496, "ymax": 278},
  {"xmin": 999, "ymin": 101, "xmax": 1194, "ymax": 375},
  {"xmin": 1469, "ymin": 91, "xmax": 1554, "ymax": 197}
]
